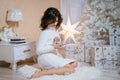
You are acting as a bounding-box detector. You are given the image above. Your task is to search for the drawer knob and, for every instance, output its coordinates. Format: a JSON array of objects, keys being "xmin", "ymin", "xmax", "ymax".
[{"xmin": 23, "ymin": 49, "xmax": 31, "ymax": 53}]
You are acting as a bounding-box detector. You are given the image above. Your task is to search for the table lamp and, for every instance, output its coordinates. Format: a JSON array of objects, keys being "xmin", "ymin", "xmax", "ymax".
[{"xmin": 7, "ymin": 9, "xmax": 23, "ymax": 36}]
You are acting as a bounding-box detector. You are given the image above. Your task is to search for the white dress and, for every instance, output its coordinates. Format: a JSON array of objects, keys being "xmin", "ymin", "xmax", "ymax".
[{"xmin": 37, "ymin": 27, "xmax": 75, "ymax": 69}]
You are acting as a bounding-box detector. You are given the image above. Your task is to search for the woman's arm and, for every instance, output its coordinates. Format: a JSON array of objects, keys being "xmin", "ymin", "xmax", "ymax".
[
  {"xmin": 57, "ymin": 46, "xmax": 66, "ymax": 58},
  {"xmin": 37, "ymin": 31, "xmax": 55, "ymax": 55}
]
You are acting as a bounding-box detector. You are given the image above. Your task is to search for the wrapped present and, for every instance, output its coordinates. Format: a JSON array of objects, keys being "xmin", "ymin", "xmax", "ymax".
[
  {"xmin": 91, "ymin": 46, "xmax": 103, "ymax": 61},
  {"xmin": 66, "ymin": 51, "xmax": 75, "ymax": 58},
  {"xmin": 91, "ymin": 45, "xmax": 118, "ymax": 61},
  {"xmin": 85, "ymin": 40, "xmax": 94, "ymax": 47},
  {"xmin": 109, "ymin": 27, "xmax": 120, "ymax": 35},
  {"xmin": 85, "ymin": 40, "xmax": 105, "ymax": 47},
  {"xmin": 109, "ymin": 27, "xmax": 120, "ymax": 46},
  {"xmin": 104, "ymin": 60, "xmax": 118, "ymax": 69},
  {"xmin": 109, "ymin": 27, "xmax": 116, "ymax": 35},
  {"xmin": 94, "ymin": 46, "xmax": 104, "ymax": 60},
  {"xmin": 116, "ymin": 35, "xmax": 120, "ymax": 46},
  {"xmin": 84, "ymin": 47, "xmax": 91, "ymax": 62},
  {"xmin": 74, "ymin": 45, "xmax": 84, "ymax": 61},
  {"xmin": 103, "ymin": 45, "xmax": 118, "ymax": 60},
  {"xmin": 84, "ymin": 40, "xmax": 105, "ymax": 63},
  {"xmin": 65, "ymin": 44, "xmax": 76, "ymax": 51},
  {"xmin": 94, "ymin": 40, "xmax": 105, "ymax": 46},
  {"xmin": 91, "ymin": 45, "xmax": 119, "ymax": 69},
  {"xmin": 84, "ymin": 47, "xmax": 93, "ymax": 63},
  {"xmin": 92, "ymin": 60, "xmax": 118, "ymax": 69},
  {"xmin": 109, "ymin": 35, "xmax": 115, "ymax": 46},
  {"xmin": 65, "ymin": 44, "xmax": 84, "ymax": 62},
  {"xmin": 115, "ymin": 27, "xmax": 120, "ymax": 35},
  {"xmin": 91, "ymin": 60, "xmax": 104, "ymax": 69},
  {"xmin": 109, "ymin": 35, "xmax": 120, "ymax": 46}
]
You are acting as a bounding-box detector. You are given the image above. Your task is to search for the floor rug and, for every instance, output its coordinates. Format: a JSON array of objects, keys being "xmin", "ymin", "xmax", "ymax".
[{"xmin": 30, "ymin": 63, "xmax": 102, "ymax": 80}]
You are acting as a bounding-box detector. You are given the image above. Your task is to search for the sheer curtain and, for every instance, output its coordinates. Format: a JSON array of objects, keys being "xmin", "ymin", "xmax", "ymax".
[
  {"xmin": 60, "ymin": 0, "xmax": 86, "ymax": 43},
  {"xmin": 60, "ymin": 0, "xmax": 86, "ymax": 24}
]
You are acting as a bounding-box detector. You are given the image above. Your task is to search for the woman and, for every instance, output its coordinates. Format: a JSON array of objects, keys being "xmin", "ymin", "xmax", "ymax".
[{"xmin": 18, "ymin": 7, "xmax": 77, "ymax": 79}]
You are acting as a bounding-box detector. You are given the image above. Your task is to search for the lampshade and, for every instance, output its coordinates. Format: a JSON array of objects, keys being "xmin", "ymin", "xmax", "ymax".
[{"xmin": 7, "ymin": 9, "xmax": 23, "ymax": 22}]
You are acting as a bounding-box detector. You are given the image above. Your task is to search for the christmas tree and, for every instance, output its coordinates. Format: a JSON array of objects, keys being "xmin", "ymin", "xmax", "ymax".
[{"xmin": 77, "ymin": 0, "xmax": 119, "ymax": 44}]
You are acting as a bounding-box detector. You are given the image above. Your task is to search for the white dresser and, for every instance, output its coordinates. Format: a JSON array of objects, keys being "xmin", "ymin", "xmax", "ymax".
[{"xmin": 0, "ymin": 41, "xmax": 36, "ymax": 71}]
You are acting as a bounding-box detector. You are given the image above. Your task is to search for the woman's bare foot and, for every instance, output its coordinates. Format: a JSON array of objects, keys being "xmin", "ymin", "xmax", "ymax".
[
  {"xmin": 31, "ymin": 65, "xmax": 75, "ymax": 79},
  {"xmin": 70, "ymin": 61, "xmax": 78, "ymax": 68},
  {"xmin": 68, "ymin": 66, "xmax": 75, "ymax": 73},
  {"xmin": 64, "ymin": 65, "xmax": 75, "ymax": 73}
]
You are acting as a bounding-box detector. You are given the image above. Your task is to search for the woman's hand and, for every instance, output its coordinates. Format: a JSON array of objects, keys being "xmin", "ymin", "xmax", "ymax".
[
  {"xmin": 56, "ymin": 44, "xmax": 66, "ymax": 58},
  {"xmin": 54, "ymin": 44, "xmax": 65, "ymax": 49},
  {"xmin": 53, "ymin": 36, "xmax": 65, "ymax": 49}
]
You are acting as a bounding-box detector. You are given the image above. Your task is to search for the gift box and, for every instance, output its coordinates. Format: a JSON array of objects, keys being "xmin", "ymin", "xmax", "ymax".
[
  {"xmin": 66, "ymin": 51, "xmax": 75, "ymax": 59},
  {"xmin": 109, "ymin": 27, "xmax": 120, "ymax": 35},
  {"xmin": 92, "ymin": 60, "xmax": 118, "ymax": 69},
  {"xmin": 85, "ymin": 40, "xmax": 105, "ymax": 47},
  {"xmin": 84, "ymin": 40, "xmax": 105, "ymax": 63},
  {"xmin": 116, "ymin": 27, "xmax": 120, "ymax": 34},
  {"xmin": 84, "ymin": 47, "xmax": 91, "ymax": 63},
  {"xmin": 91, "ymin": 45, "xmax": 119, "ymax": 69},
  {"xmin": 65, "ymin": 44, "xmax": 85, "ymax": 62},
  {"xmin": 109, "ymin": 35, "xmax": 115, "ymax": 46},
  {"xmin": 91, "ymin": 45, "xmax": 118, "ymax": 61},
  {"xmin": 116, "ymin": 35, "xmax": 120, "ymax": 46},
  {"xmin": 85, "ymin": 40, "xmax": 95, "ymax": 47},
  {"xmin": 94, "ymin": 46, "xmax": 104, "ymax": 60},
  {"xmin": 109, "ymin": 27, "xmax": 120, "ymax": 46},
  {"xmin": 109, "ymin": 27, "xmax": 116, "ymax": 35},
  {"xmin": 103, "ymin": 46, "xmax": 118, "ymax": 60},
  {"xmin": 109, "ymin": 35, "xmax": 120, "ymax": 46},
  {"xmin": 92, "ymin": 60, "xmax": 104, "ymax": 69},
  {"xmin": 65, "ymin": 44, "xmax": 76, "ymax": 51},
  {"xmin": 104, "ymin": 60, "xmax": 118, "ymax": 69}
]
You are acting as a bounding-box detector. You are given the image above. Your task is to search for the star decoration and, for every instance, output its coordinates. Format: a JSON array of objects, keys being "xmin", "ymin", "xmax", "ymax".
[{"xmin": 59, "ymin": 17, "xmax": 80, "ymax": 42}]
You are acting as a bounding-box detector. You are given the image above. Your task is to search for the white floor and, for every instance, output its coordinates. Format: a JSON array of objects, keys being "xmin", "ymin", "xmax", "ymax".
[{"xmin": 0, "ymin": 62, "xmax": 120, "ymax": 80}]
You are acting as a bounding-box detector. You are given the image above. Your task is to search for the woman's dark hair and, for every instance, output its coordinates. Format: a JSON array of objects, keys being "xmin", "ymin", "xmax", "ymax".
[{"xmin": 40, "ymin": 7, "xmax": 63, "ymax": 30}]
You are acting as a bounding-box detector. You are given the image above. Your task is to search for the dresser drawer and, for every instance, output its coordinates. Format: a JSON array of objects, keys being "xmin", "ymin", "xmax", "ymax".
[{"xmin": 13, "ymin": 42, "xmax": 36, "ymax": 60}]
